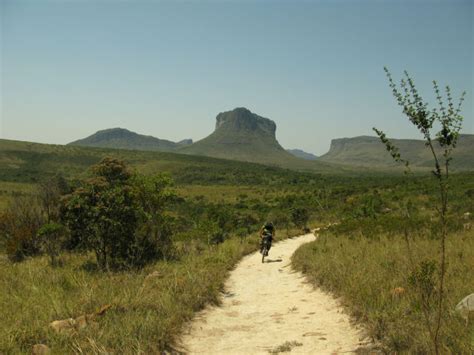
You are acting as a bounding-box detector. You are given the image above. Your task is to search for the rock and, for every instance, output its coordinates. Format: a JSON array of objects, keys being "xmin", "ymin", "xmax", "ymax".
[
  {"xmin": 32, "ymin": 344, "xmax": 50, "ymax": 354},
  {"xmin": 215, "ymin": 107, "xmax": 276, "ymax": 137},
  {"xmin": 144, "ymin": 271, "xmax": 162, "ymax": 284},
  {"xmin": 49, "ymin": 305, "xmax": 111, "ymax": 334},
  {"xmin": 49, "ymin": 318, "xmax": 75, "ymax": 333},
  {"xmin": 456, "ymin": 293, "xmax": 474, "ymax": 323},
  {"xmin": 391, "ymin": 287, "xmax": 406, "ymax": 297},
  {"xmin": 74, "ymin": 315, "xmax": 88, "ymax": 330},
  {"xmin": 96, "ymin": 304, "xmax": 112, "ymax": 316}
]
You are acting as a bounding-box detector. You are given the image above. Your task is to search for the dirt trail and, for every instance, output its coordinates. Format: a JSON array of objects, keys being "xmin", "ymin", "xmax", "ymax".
[{"xmin": 180, "ymin": 232, "xmax": 367, "ymax": 354}]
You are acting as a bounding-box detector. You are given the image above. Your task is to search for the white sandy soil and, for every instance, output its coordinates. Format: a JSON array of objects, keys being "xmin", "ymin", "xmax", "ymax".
[{"xmin": 180, "ymin": 232, "xmax": 368, "ymax": 354}]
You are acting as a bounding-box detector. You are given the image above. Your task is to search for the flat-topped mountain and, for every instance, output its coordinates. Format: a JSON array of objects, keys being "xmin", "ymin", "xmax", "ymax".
[
  {"xmin": 69, "ymin": 128, "xmax": 192, "ymax": 152},
  {"xmin": 318, "ymin": 134, "xmax": 474, "ymax": 169},
  {"xmin": 179, "ymin": 107, "xmax": 296, "ymax": 164}
]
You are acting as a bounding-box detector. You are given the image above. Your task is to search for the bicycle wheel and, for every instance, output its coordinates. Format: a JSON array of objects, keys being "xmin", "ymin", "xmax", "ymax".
[{"xmin": 261, "ymin": 246, "xmax": 267, "ymax": 263}]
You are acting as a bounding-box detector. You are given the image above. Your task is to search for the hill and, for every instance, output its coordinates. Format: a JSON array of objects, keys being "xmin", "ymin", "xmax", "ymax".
[
  {"xmin": 64, "ymin": 109, "xmax": 348, "ymax": 174},
  {"xmin": 287, "ymin": 149, "xmax": 318, "ymax": 160},
  {"xmin": 0, "ymin": 138, "xmax": 332, "ymax": 186},
  {"xmin": 179, "ymin": 108, "xmax": 297, "ymax": 164},
  {"xmin": 318, "ymin": 134, "xmax": 474, "ymax": 170},
  {"xmin": 68, "ymin": 128, "xmax": 192, "ymax": 152}
]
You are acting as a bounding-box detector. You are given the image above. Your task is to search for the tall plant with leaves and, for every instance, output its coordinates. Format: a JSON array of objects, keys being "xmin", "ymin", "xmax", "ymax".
[{"xmin": 373, "ymin": 67, "xmax": 465, "ymax": 354}]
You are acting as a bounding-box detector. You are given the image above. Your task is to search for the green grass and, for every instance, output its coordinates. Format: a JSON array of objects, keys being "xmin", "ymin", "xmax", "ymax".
[
  {"xmin": 292, "ymin": 229, "xmax": 474, "ymax": 352},
  {"xmin": 0, "ymin": 181, "xmax": 36, "ymax": 210},
  {"xmin": 1, "ymin": 137, "xmax": 473, "ymax": 353},
  {"xmin": 0, "ymin": 226, "xmax": 306, "ymax": 354}
]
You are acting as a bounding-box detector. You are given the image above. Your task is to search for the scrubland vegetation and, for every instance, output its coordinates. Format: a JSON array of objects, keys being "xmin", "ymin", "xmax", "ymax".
[
  {"xmin": 293, "ymin": 173, "xmax": 474, "ymax": 352},
  {"xmin": 294, "ymin": 70, "xmax": 473, "ymax": 353},
  {"xmin": 0, "ymin": 147, "xmax": 472, "ymax": 352},
  {"xmin": 0, "ymin": 70, "xmax": 472, "ymax": 352},
  {"xmin": 0, "ymin": 153, "xmax": 328, "ymax": 353}
]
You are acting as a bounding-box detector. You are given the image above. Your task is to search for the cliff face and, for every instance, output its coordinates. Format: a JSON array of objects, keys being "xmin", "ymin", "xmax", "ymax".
[
  {"xmin": 318, "ymin": 134, "xmax": 474, "ymax": 170},
  {"xmin": 215, "ymin": 107, "xmax": 277, "ymax": 137},
  {"xmin": 179, "ymin": 107, "xmax": 295, "ymax": 164}
]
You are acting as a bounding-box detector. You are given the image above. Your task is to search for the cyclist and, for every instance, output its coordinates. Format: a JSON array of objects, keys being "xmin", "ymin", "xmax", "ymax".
[{"xmin": 260, "ymin": 222, "xmax": 275, "ymax": 256}]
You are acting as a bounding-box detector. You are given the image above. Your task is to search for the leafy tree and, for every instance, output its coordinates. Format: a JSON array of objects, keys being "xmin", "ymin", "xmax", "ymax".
[
  {"xmin": 62, "ymin": 158, "xmax": 175, "ymax": 270},
  {"xmin": 131, "ymin": 173, "xmax": 176, "ymax": 262},
  {"xmin": 291, "ymin": 207, "xmax": 310, "ymax": 230},
  {"xmin": 37, "ymin": 222, "xmax": 68, "ymax": 266},
  {"xmin": 374, "ymin": 68, "xmax": 465, "ymax": 354},
  {"xmin": 38, "ymin": 175, "xmax": 70, "ymax": 223}
]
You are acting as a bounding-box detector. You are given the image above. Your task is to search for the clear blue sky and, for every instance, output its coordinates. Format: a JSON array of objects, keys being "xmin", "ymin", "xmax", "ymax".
[{"xmin": 1, "ymin": 0, "xmax": 472, "ymax": 155}]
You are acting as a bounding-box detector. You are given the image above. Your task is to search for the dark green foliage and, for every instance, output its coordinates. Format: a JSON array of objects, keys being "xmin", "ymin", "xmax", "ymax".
[
  {"xmin": 0, "ymin": 175, "xmax": 71, "ymax": 261},
  {"xmin": 37, "ymin": 222, "xmax": 68, "ymax": 266},
  {"xmin": 62, "ymin": 158, "xmax": 175, "ymax": 269},
  {"xmin": 131, "ymin": 173, "xmax": 176, "ymax": 262},
  {"xmin": 291, "ymin": 207, "xmax": 310, "ymax": 230},
  {"xmin": 0, "ymin": 196, "xmax": 44, "ymax": 261}
]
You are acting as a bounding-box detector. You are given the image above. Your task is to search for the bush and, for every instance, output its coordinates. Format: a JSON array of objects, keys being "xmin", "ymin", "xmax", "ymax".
[
  {"xmin": 291, "ymin": 207, "xmax": 310, "ymax": 230},
  {"xmin": 62, "ymin": 158, "xmax": 176, "ymax": 270},
  {"xmin": 0, "ymin": 196, "xmax": 44, "ymax": 261},
  {"xmin": 37, "ymin": 222, "xmax": 68, "ymax": 266}
]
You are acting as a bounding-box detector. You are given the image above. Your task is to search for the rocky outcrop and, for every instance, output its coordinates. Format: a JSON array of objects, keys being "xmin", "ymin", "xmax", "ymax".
[
  {"xmin": 456, "ymin": 293, "xmax": 474, "ymax": 324},
  {"xmin": 49, "ymin": 304, "xmax": 112, "ymax": 334},
  {"xmin": 179, "ymin": 107, "xmax": 295, "ymax": 164},
  {"xmin": 318, "ymin": 134, "xmax": 474, "ymax": 170},
  {"xmin": 32, "ymin": 344, "xmax": 51, "ymax": 354},
  {"xmin": 215, "ymin": 107, "xmax": 276, "ymax": 137}
]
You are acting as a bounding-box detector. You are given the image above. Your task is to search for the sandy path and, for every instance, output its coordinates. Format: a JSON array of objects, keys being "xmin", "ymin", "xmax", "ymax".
[{"xmin": 180, "ymin": 232, "xmax": 366, "ymax": 354}]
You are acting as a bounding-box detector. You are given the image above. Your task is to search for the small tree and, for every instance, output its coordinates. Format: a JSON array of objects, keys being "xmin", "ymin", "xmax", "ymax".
[
  {"xmin": 62, "ymin": 158, "xmax": 175, "ymax": 270},
  {"xmin": 0, "ymin": 196, "xmax": 44, "ymax": 261},
  {"xmin": 37, "ymin": 222, "xmax": 67, "ymax": 266},
  {"xmin": 38, "ymin": 175, "xmax": 70, "ymax": 223},
  {"xmin": 131, "ymin": 173, "xmax": 176, "ymax": 262},
  {"xmin": 374, "ymin": 67, "xmax": 465, "ymax": 354},
  {"xmin": 291, "ymin": 207, "xmax": 310, "ymax": 230}
]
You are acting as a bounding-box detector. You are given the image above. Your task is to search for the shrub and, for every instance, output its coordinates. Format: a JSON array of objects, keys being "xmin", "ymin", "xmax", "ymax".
[
  {"xmin": 37, "ymin": 222, "xmax": 68, "ymax": 266},
  {"xmin": 291, "ymin": 207, "xmax": 310, "ymax": 230},
  {"xmin": 62, "ymin": 158, "xmax": 175, "ymax": 270},
  {"xmin": 0, "ymin": 196, "xmax": 44, "ymax": 261}
]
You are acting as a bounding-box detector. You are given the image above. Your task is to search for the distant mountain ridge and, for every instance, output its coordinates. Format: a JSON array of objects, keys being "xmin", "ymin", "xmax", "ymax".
[
  {"xmin": 287, "ymin": 149, "xmax": 318, "ymax": 161},
  {"xmin": 318, "ymin": 134, "xmax": 474, "ymax": 169},
  {"xmin": 66, "ymin": 111, "xmax": 473, "ymax": 172},
  {"xmin": 69, "ymin": 128, "xmax": 192, "ymax": 152},
  {"xmin": 179, "ymin": 107, "xmax": 297, "ymax": 164}
]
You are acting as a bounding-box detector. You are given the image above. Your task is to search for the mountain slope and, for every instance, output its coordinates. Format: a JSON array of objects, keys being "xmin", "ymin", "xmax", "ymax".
[
  {"xmin": 179, "ymin": 108, "xmax": 297, "ymax": 164},
  {"xmin": 287, "ymin": 149, "xmax": 318, "ymax": 161},
  {"xmin": 318, "ymin": 134, "xmax": 474, "ymax": 170},
  {"xmin": 68, "ymin": 128, "xmax": 192, "ymax": 152}
]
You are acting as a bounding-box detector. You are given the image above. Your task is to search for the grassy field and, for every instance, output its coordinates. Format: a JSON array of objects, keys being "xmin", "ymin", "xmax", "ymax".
[
  {"xmin": 0, "ymin": 226, "xmax": 310, "ymax": 354},
  {"xmin": 293, "ymin": 230, "xmax": 473, "ymax": 352},
  {"xmin": 292, "ymin": 173, "xmax": 474, "ymax": 353},
  {"xmin": 0, "ymin": 138, "xmax": 473, "ymax": 353}
]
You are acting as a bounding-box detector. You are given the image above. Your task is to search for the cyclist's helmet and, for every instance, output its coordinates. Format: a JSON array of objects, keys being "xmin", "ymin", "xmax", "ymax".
[{"xmin": 264, "ymin": 222, "xmax": 274, "ymax": 229}]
